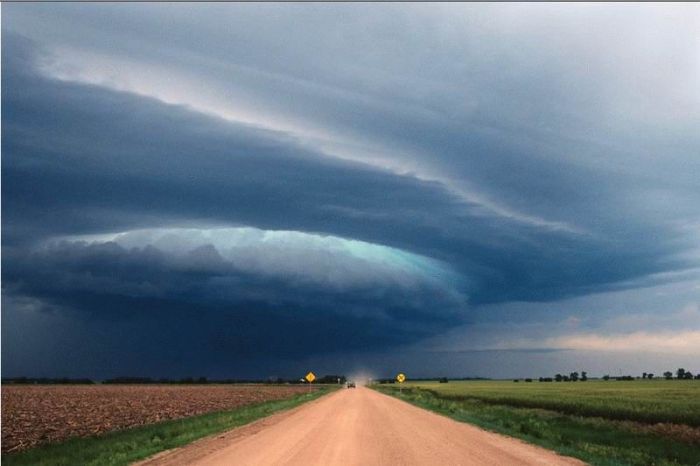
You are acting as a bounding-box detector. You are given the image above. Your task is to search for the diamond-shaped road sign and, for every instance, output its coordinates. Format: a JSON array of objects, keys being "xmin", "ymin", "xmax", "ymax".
[
  {"xmin": 305, "ymin": 371, "xmax": 316, "ymax": 383},
  {"xmin": 396, "ymin": 373, "xmax": 406, "ymax": 383}
]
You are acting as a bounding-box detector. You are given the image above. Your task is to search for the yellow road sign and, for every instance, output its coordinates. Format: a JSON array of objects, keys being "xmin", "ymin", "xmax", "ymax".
[
  {"xmin": 305, "ymin": 371, "xmax": 316, "ymax": 383},
  {"xmin": 396, "ymin": 373, "xmax": 406, "ymax": 383}
]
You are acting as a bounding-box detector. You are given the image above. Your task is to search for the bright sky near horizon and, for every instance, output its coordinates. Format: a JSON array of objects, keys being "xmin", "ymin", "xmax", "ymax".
[{"xmin": 2, "ymin": 3, "xmax": 699, "ymax": 379}]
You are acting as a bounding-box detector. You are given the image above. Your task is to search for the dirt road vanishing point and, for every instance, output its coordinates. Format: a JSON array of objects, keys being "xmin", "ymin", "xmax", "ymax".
[{"xmin": 138, "ymin": 386, "xmax": 585, "ymax": 466}]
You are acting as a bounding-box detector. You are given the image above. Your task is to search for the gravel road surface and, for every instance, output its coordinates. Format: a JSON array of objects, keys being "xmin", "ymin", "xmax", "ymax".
[{"xmin": 137, "ymin": 386, "xmax": 585, "ymax": 466}]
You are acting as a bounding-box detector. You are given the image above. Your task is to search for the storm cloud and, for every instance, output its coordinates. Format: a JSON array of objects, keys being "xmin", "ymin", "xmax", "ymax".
[{"xmin": 2, "ymin": 4, "xmax": 699, "ymax": 378}]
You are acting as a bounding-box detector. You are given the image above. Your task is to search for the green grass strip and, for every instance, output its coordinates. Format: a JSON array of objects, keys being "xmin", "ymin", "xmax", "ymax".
[
  {"xmin": 3, "ymin": 387, "xmax": 333, "ymax": 466},
  {"xmin": 373, "ymin": 386, "xmax": 700, "ymax": 466}
]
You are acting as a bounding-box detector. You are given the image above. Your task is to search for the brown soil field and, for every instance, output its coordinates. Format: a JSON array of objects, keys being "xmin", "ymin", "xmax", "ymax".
[{"xmin": 1, "ymin": 384, "xmax": 311, "ymax": 453}]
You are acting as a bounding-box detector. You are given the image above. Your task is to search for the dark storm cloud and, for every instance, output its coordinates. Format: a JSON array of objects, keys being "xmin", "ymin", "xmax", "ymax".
[
  {"xmin": 7, "ymin": 3, "xmax": 697, "ymax": 235},
  {"xmin": 3, "ymin": 241, "xmax": 453, "ymax": 353},
  {"xmin": 2, "ymin": 3, "xmax": 699, "ymax": 378},
  {"xmin": 4, "ymin": 34, "xmax": 692, "ymax": 302},
  {"xmin": 1, "ymin": 34, "xmax": 472, "ymax": 375}
]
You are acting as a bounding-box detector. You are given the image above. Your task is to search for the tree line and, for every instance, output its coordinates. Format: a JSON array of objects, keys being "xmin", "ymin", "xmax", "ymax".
[
  {"xmin": 511, "ymin": 368, "xmax": 699, "ymax": 382},
  {"xmin": 2, "ymin": 375, "xmax": 348, "ymax": 385}
]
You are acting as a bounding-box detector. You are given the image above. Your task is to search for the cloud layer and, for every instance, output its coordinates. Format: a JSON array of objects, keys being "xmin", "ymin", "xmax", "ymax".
[{"xmin": 3, "ymin": 4, "xmax": 699, "ymax": 377}]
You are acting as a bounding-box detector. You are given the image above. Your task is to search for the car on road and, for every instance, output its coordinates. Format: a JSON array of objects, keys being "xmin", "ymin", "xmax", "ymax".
[{"xmin": 346, "ymin": 381, "xmax": 356, "ymax": 388}]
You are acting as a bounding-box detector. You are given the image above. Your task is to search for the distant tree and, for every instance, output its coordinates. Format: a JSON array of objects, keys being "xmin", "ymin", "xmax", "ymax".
[
  {"xmin": 647, "ymin": 373, "xmax": 654, "ymax": 380},
  {"xmin": 695, "ymin": 374, "xmax": 700, "ymax": 380},
  {"xmin": 677, "ymin": 368, "xmax": 686, "ymax": 380},
  {"xmin": 2, "ymin": 377, "xmax": 95, "ymax": 385},
  {"xmin": 570, "ymin": 372, "xmax": 579, "ymax": 382},
  {"xmin": 581, "ymin": 371, "xmax": 588, "ymax": 381},
  {"xmin": 602, "ymin": 374, "xmax": 610, "ymax": 381},
  {"xmin": 104, "ymin": 377, "xmax": 155, "ymax": 384},
  {"xmin": 663, "ymin": 371, "xmax": 673, "ymax": 380},
  {"xmin": 563, "ymin": 375, "xmax": 570, "ymax": 382},
  {"xmin": 317, "ymin": 375, "xmax": 347, "ymax": 384},
  {"xmin": 439, "ymin": 377, "xmax": 448, "ymax": 383},
  {"xmin": 513, "ymin": 379, "xmax": 520, "ymax": 382},
  {"xmin": 525, "ymin": 378, "xmax": 533, "ymax": 382},
  {"xmin": 684, "ymin": 371, "xmax": 694, "ymax": 380},
  {"xmin": 642, "ymin": 372, "xmax": 647, "ymax": 379},
  {"xmin": 555, "ymin": 373, "xmax": 563, "ymax": 382}
]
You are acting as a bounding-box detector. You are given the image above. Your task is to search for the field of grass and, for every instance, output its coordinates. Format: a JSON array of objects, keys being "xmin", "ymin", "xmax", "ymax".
[
  {"xmin": 374, "ymin": 380, "xmax": 700, "ymax": 466},
  {"xmin": 411, "ymin": 379, "xmax": 700, "ymax": 426},
  {"xmin": 2, "ymin": 386, "xmax": 332, "ymax": 466}
]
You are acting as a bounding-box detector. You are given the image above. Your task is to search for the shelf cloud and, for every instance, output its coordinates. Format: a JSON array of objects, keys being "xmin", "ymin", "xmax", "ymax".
[{"xmin": 2, "ymin": 4, "xmax": 699, "ymax": 378}]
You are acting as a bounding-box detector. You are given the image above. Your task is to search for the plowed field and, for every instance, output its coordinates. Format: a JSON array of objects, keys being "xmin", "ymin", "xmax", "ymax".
[{"xmin": 1, "ymin": 385, "xmax": 310, "ymax": 453}]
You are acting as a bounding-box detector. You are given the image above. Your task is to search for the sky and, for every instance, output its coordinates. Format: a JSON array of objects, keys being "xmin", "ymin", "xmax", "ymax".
[{"xmin": 2, "ymin": 3, "xmax": 699, "ymax": 380}]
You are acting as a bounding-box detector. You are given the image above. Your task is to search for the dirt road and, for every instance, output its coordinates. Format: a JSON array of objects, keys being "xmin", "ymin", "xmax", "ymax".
[{"xmin": 139, "ymin": 387, "xmax": 584, "ymax": 466}]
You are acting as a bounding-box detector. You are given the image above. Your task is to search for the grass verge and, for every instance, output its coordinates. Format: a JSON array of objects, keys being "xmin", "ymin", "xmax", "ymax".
[
  {"xmin": 2, "ymin": 387, "xmax": 332, "ymax": 466},
  {"xmin": 373, "ymin": 385, "xmax": 700, "ymax": 466}
]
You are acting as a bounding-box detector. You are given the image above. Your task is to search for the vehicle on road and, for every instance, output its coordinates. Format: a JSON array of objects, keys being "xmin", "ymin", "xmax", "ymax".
[{"xmin": 346, "ymin": 381, "xmax": 356, "ymax": 388}]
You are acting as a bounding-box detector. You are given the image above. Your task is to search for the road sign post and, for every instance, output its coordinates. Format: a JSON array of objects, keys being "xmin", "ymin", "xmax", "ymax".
[
  {"xmin": 305, "ymin": 371, "xmax": 316, "ymax": 392},
  {"xmin": 396, "ymin": 373, "xmax": 406, "ymax": 394}
]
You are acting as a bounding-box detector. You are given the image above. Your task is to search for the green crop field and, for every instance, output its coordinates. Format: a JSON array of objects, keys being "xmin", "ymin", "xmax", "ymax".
[
  {"xmin": 374, "ymin": 380, "xmax": 700, "ymax": 466},
  {"xmin": 407, "ymin": 379, "xmax": 700, "ymax": 426}
]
